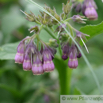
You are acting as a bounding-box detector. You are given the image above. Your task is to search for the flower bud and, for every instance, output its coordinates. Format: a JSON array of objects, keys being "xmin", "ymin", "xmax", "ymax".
[
  {"xmin": 52, "ymin": 13, "xmax": 61, "ymax": 25},
  {"xmin": 76, "ymin": 31, "xmax": 89, "ymax": 40},
  {"xmin": 62, "ymin": 55, "xmax": 68, "ymax": 60},
  {"xmin": 29, "ymin": 25, "xmax": 40, "ymax": 33},
  {"xmin": 59, "ymin": 33, "xmax": 69, "ymax": 42},
  {"xmin": 25, "ymin": 11, "xmax": 36, "ymax": 22},
  {"xmin": 49, "ymin": 39, "xmax": 58, "ymax": 48},
  {"xmin": 55, "ymin": 24, "xmax": 66, "ymax": 33},
  {"xmin": 62, "ymin": 1, "xmax": 71, "ymax": 15},
  {"xmin": 72, "ymin": 15, "xmax": 86, "ymax": 24},
  {"xmin": 61, "ymin": 43, "xmax": 70, "ymax": 60}
]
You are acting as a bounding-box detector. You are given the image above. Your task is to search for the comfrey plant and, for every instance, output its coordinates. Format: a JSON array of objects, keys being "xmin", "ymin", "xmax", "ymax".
[{"xmin": 15, "ymin": 0, "xmax": 98, "ymax": 75}]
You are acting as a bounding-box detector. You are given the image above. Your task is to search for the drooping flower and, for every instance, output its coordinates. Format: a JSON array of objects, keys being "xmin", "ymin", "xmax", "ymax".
[
  {"xmin": 82, "ymin": 0, "xmax": 98, "ymax": 20},
  {"xmin": 43, "ymin": 48, "xmax": 55, "ymax": 72},
  {"xmin": 68, "ymin": 52, "xmax": 78, "ymax": 68},
  {"xmin": 68, "ymin": 45, "xmax": 78, "ymax": 68},
  {"xmin": 15, "ymin": 41, "xmax": 25, "ymax": 64},
  {"xmin": 32, "ymin": 53, "xmax": 44, "ymax": 75},
  {"xmin": 23, "ymin": 52, "xmax": 32, "ymax": 71}
]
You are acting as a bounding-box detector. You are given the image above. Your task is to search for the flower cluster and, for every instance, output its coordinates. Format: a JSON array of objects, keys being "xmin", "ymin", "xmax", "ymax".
[
  {"xmin": 72, "ymin": 0, "xmax": 98, "ymax": 20},
  {"xmin": 61, "ymin": 43, "xmax": 82, "ymax": 68},
  {"xmin": 15, "ymin": 0, "xmax": 97, "ymax": 75},
  {"xmin": 57, "ymin": 25, "xmax": 89, "ymax": 69},
  {"xmin": 15, "ymin": 36, "xmax": 56, "ymax": 75}
]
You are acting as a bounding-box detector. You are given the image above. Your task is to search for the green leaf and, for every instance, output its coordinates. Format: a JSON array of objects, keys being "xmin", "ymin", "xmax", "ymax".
[
  {"xmin": 75, "ymin": 66, "xmax": 103, "ymax": 94},
  {"xmin": 0, "ymin": 42, "xmax": 18, "ymax": 60},
  {"xmin": 1, "ymin": 6, "xmax": 26, "ymax": 35},
  {"xmin": 0, "ymin": 84, "xmax": 22, "ymax": 98},
  {"xmin": 73, "ymin": 88, "xmax": 82, "ymax": 95},
  {"xmin": 80, "ymin": 21, "xmax": 103, "ymax": 40}
]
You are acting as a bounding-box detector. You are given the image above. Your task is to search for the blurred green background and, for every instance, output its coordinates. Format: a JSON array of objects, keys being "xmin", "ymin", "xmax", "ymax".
[{"xmin": 0, "ymin": 0, "xmax": 103, "ymax": 103}]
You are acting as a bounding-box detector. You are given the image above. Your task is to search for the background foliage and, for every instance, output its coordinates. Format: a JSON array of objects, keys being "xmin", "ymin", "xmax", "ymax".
[{"xmin": 0, "ymin": 0, "xmax": 103, "ymax": 103}]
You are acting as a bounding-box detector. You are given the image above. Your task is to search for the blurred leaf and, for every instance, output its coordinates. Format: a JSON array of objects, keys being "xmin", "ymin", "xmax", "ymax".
[
  {"xmin": 0, "ymin": 31, "xmax": 3, "ymax": 45},
  {"xmin": 73, "ymin": 88, "xmax": 82, "ymax": 95},
  {"xmin": 79, "ymin": 47, "xmax": 103, "ymax": 66},
  {"xmin": 89, "ymin": 83, "xmax": 103, "ymax": 95},
  {"xmin": 0, "ymin": 42, "xmax": 18, "ymax": 60},
  {"xmin": 40, "ymin": 29, "xmax": 51, "ymax": 42},
  {"xmin": 0, "ymin": 84, "xmax": 22, "ymax": 98},
  {"xmin": 80, "ymin": 21, "xmax": 103, "ymax": 40},
  {"xmin": 0, "ymin": 88, "xmax": 15, "ymax": 103},
  {"xmin": 1, "ymin": 6, "xmax": 26, "ymax": 35},
  {"xmin": 75, "ymin": 66, "xmax": 103, "ymax": 94}
]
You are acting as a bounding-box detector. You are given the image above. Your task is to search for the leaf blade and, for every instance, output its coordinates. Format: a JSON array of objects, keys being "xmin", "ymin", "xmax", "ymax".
[{"xmin": 80, "ymin": 21, "xmax": 103, "ymax": 39}]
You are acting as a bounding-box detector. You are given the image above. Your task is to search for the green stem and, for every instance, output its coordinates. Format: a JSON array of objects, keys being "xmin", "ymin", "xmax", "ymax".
[
  {"xmin": 66, "ymin": 22, "xmax": 77, "ymax": 32},
  {"xmin": 67, "ymin": 23, "xmax": 74, "ymax": 37},
  {"xmin": 59, "ymin": 67, "xmax": 72, "ymax": 95},
  {"xmin": 57, "ymin": 39, "xmax": 62, "ymax": 56},
  {"xmin": 44, "ymin": 26, "xmax": 72, "ymax": 95},
  {"xmin": 43, "ymin": 26, "xmax": 62, "ymax": 55},
  {"xmin": 64, "ymin": 17, "xmax": 72, "ymax": 22},
  {"xmin": 54, "ymin": 59, "xmax": 72, "ymax": 95},
  {"xmin": 56, "ymin": 22, "xmax": 74, "ymax": 95},
  {"xmin": 36, "ymin": 34, "xmax": 39, "ymax": 50}
]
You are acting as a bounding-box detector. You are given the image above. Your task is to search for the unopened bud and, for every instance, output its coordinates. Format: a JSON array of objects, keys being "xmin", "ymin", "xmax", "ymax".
[
  {"xmin": 25, "ymin": 11, "xmax": 36, "ymax": 22},
  {"xmin": 29, "ymin": 25, "xmax": 40, "ymax": 33},
  {"xmin": 62, "ymin": 1, "xmax": 71, "ymax": 15},
  {"xmin": 72, "ymin": 15, "xmax": 87, "ymax": 24},
  {"xmin": 49, "ymin": 39, "xmax": 58, "ymax": 48}
]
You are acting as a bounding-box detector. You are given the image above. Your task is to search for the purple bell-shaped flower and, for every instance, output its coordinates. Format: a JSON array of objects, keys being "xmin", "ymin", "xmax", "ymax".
[
  {"xmin": 43, "ymin": 48, "xmax": 55, "ymax": 72},
  {"xmin": 15, "ymin": 41, "xmax": 25, "ymax": 64},
  {"xmin": 32, "ymin": 53, "xmax": 44, "ymax": 75}
]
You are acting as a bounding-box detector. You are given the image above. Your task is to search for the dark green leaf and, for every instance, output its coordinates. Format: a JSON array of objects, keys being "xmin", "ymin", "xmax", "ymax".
[{"xmin": 80, "ymin": 21, "xmax": 103, "ymax": 40}]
